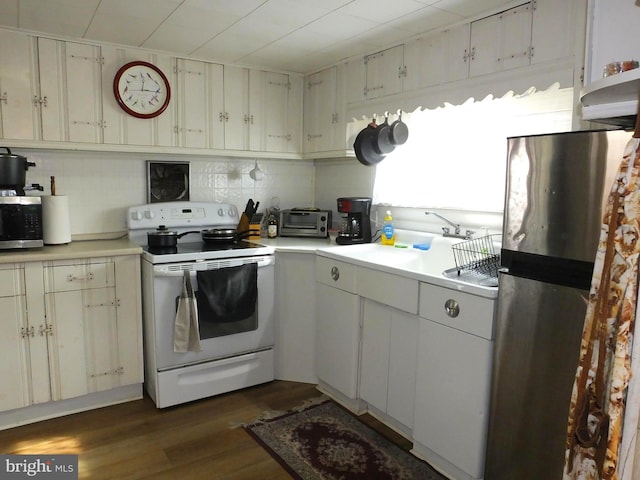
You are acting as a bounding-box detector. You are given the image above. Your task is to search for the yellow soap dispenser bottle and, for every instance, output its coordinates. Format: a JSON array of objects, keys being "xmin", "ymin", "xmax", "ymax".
[{"xmin": 381, "ymin": 210, "xmax": 396, "ymax": 246}]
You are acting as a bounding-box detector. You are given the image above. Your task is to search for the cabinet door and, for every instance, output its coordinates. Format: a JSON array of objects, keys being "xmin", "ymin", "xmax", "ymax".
[
  {"xmin": 114, "ymin": 255, "xmax": 143, "ymax": 386},
  {"xmin": 263, "ymin": 71, "xmax": 290, "ymax": 152},
  {"xmin": 365, "ymin": 45, "xmax": 404, "ymax": 100},
  {"xmin": 500, "ymin": 3, "xmax": 533, "ymax": 71},
  {"xmin": 413, "ymin": 318, "xmax": 493, "ymax": 478},
  {"xmin": 81, "ymin": 287, "xmax": 120, "ymax": 393},
  {"xmin": 100, "ymin": 46, "xmax": 176, "ymax": 147},
  {"xmin": 304, "ymin": 67, "xmax": 336, "ymax": 153},
  {"xmin": 176, "ymin": 59, "xmax": 208, "ymax": 148},
  {"xmin": 470, "ymin": 4, "xmax": 533, "ymax": 77},
  {"xmin": 36, "ymin": 38, "xmax": 65, "ymax": 141},
  {"xmin": 46, "ymin": 290, "xmax": 89, "ymax": 400},
  {"xmin": 360, "ymin": 300, "xmax": 391, "ymax": 413},
  {"xmin": 344, "ymin": 57, "xmax": 366, "ymax": 104},
  {"xmin": 404, "ymin": 35, "xmax": 446, "ymax": 90},
  {"xmin": 315, "ymin": 282, "xmax": 360, "ymax": 398},
  {"xmin": 468, "ymin": 13, "xmax": 502, "ymax": 77},
  {"xmin": 209, "ymin": 62, "xmax": 225, "ymax": 150},
  {"xmin": 275, "ymin": 252, "xmax": 316, "ymax": 383},
  {"xmin": 285, "ymin": 75, "xmax": 303, "ymax": 154},
  {"xmin": 65, "ymin": 41, "xmax": 103, "ymax": 143},
  {"xmin": 248, "ymin": 69, "xmax": 267, "ymax": 151},
  {"xmin": 387, "ymin": 309, "xmax": 418, "ymax": 428},
  {"xmin": 0, "ymin": 295, "xmax": 30, "ymax": 412},
  {"xmin": 223, "ymin": 65, "xmax": 249, "ymax": 150},
  {"xmin": 444, "ymin": 24, "xmax": 471, "ymax": 82},
  {"xmin": 531, "ymin": 0, "xmax": 575, "ymax": 65},
  {"xmin": 0, "ymin": 30, "xmax": 37, "ymax": 140}
]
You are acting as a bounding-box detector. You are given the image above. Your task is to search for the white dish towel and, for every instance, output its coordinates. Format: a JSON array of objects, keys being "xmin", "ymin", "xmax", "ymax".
[{"xmin": 174, "ymin": 270, "xmax": 202, "ymax": 353}]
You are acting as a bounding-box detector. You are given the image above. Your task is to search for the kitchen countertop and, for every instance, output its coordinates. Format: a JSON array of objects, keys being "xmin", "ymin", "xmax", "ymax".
[
  {"xmin": 257, "ymin": 236, "xmax": 336, "ymax": 253},
  {"xmin": 261, "ymin": 233, "xmax": 499, "ymax": 299},
  {"xmin": 0, "ymin": 238, "xmax": 142, "ymax": 264}
]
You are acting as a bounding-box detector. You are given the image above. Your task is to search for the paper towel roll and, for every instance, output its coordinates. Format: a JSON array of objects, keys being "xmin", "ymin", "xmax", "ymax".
[{"xmin": 42, "ymin": 195, "xmax": 71, "ymax": 245}]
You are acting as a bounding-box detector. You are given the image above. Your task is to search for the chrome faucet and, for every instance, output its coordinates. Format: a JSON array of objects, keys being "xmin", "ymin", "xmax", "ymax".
[{"xmin": 425, "ymin": 211, "xmax": 474, "ymax": 239}]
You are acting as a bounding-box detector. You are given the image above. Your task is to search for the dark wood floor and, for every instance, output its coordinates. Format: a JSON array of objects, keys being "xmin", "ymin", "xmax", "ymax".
[{"xmin": 0, "ymin": 381, "xmax": 411, "ymax": 479}]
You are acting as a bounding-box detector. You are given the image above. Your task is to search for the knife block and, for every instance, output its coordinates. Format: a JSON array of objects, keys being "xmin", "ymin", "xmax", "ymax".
[{"xmin": 248, "ymin": 213, "xmax": 263, "ymax": 240}]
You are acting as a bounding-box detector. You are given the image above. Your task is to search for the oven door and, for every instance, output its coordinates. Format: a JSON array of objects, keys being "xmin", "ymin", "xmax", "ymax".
[{"xmin": 145, "ymin": 255, "xmax": 275, "ymax": 371}]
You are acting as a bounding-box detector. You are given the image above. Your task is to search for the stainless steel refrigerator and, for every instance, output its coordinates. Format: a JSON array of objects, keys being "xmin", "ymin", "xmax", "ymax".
[{"xmin": 484, "ymin": 129, "xmax": 632, "ymax": 479}]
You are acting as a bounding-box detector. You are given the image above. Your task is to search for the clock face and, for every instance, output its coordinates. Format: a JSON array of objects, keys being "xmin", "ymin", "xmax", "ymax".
[{"xmin": 113, "ymin": 61, "xmax": 171, "ymax": 119}]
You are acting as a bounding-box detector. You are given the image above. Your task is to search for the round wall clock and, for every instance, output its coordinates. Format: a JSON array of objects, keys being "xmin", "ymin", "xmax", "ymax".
[{"xmin": 113, "ymin": 61, "xmax": 171, "ymax": 119}]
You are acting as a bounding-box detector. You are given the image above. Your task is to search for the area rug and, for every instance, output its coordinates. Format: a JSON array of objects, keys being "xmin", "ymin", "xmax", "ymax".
[{"xmin": 243, "ymin": 398, "xmax": 447, "ymax": 480}]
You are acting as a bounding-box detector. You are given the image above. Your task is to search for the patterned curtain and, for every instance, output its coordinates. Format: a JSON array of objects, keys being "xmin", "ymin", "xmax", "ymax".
[{"xmin": 564, "ymin": 137, "xmax": 640, "ymax": 479}]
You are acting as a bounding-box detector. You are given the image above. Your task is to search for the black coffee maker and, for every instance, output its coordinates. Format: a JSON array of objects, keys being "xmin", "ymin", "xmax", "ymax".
[{"xmin": 336, "ymin": 197, "xmax": 372, "ymax": 245}]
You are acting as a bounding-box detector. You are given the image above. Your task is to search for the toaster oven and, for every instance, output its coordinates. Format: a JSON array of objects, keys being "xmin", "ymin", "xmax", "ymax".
[{"xmin": 279, "ymin": 209, "xmax": 331, "ymax": 238}]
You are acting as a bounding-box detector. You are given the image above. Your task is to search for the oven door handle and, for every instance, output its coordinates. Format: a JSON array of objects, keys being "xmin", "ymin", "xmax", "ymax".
[{"xmin": 152, "ymin": 256, "xmax": 275, "ymax": 277}]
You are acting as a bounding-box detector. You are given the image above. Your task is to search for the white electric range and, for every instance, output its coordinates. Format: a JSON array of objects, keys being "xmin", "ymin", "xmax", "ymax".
[{"xmin": 127, "ymin": 201, "xmax": 275, "ymax": 408}]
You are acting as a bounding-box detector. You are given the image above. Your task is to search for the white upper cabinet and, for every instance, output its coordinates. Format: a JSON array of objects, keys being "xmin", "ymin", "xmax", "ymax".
[
  {"xmin": 221, "ymin": 65, "xmax": 249, "ymax": 150},
  {"xmin": 445, "ymin": 24, "xmax": 472, "ymax": 83},
  {"xmin": 364, "ymin": 45, "xmax": 405, "ymax": 100},
  {"xmin": 64, "ymin": 41, "xmax": 104, "ymax": 143},
  {"xmin": 304, "ymin": 65, "xmax": 347, "ymax": 154},
  {"xmin": 218, "ymin": 66, "xmax": 296, "ymax": 153},
  {"xmin": 0, "ymin": 30, "xmax": 37, "ymax": 140},
  {"xmin": 531, "ymin": 0, "xmax": 576, "ymax": 66},
  {"xmin": 101, "ymin": 46, "xmax": 176, "ymax": 147},
  {"xmin": 469, "ymin": 3, "xmax": 532, "ymax": 77},
  {"xmin": 344, "ymin": 57, "xmax": 366, "ymax": 104},
  {"xmin": 175, "ymin": 58, "xmax": 210, "ymax": 149}
]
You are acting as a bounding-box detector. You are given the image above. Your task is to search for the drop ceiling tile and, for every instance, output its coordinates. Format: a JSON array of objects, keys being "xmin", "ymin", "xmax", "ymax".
[
  {"xmin": 431, "ymin": 0, "xmax": 514, "ymax": 17},
  {"xmin": 338, "ymin": 0, "xmax": 430, "ymax": 23},
  {"xmin": 18, "ymin": 0, "xmax": 100, "ymax": 37},
  {"xmin": 143, "ymin": 24, "xmax": 219, "ymax": 55},
  {"xmin": 250, "ymin": 0, "xmax": 335, "ymax": 30},
  {"xmin": 386, "ymin": 5, "xmax": 463, "ymax": 35},
  {"xmin": 306, "ymin": 11, "xmax": 378, "ymax": 41},
  {"xmin": 183, "ymin": 0, "xmax": 267, "ymax": 17},
  {"xmin": 162, "ymin": 4, "xmax": 240, "ymax": 31},
  {"xmin": 85, "ymin": 13, "xmax": 159, "ymax": 45}
]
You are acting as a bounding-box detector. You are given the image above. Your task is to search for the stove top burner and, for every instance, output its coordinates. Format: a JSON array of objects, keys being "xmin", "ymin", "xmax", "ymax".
[{"xmin": 143, "ymin": 240, "xmax": 264, "ymax": 256}]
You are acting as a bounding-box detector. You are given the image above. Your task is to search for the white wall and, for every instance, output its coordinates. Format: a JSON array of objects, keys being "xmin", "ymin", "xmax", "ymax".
[{"xmin": 17, "ymin": 148, "xmax": 315, "ymax": 237}]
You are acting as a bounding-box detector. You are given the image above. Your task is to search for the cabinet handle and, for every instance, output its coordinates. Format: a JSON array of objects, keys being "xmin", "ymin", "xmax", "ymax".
[
  {"xmin": 39, "ymin": 324, "xmax": 54, "ymax": 336},
  {"xmin": 444, "ymin": 299, "xmax": 460, "ymax": 318},
  {"xmin": 21, "ymin": 326, "xmax": 35, "ymax": 338},
  {"xmin": 330, "ymin": 266, "xmax": 340, "ymax": 282},
  {"xmin": 0, "ymin": 92, "xmax": 7, "ymax": 104},
  {"xmin": 67, "ymin": 272, "xmax": 94, "ymax": 282},
  {"xmin": 219, "ymin": 112, "xmax": 229, "ymax": 122}
]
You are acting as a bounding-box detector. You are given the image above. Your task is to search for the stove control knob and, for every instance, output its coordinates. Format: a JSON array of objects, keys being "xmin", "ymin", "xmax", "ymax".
[
  {"xmin": 228, "ymin": 208, "xmax": 236, "ymax": 217},
  {"xmin": 218, "ymin": 208, "xmax": 225, "ymax": 216},
  {"xmin": 130, "ymin": 210, "xmax": 143, "ymax": 221},
  {"xmin": 144, "ymin": 210, "xmax": 156, "ymax": 219}
]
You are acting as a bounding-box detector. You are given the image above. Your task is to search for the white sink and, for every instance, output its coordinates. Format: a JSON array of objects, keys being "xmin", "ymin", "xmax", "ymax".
[
  {"xmin": 318, "ymin": 237, "xmax": 461, "ymax": 276},
  {"xmin": 316, "ymin": 236, "xmax": 499, "ymax": 298}
]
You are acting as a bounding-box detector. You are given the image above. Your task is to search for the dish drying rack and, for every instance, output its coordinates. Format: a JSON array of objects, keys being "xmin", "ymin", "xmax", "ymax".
[{"xmin": 451, "ymin": 235, "xmax": 500, "ymax": 281}]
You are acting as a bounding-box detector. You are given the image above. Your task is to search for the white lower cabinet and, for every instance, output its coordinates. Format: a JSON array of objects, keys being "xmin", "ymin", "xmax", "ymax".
[
  {"xmin": 360, "ymin": 299, "xmax": 418, "ymax": 433},
  {"xmin": 274, "ymin": 252, "xmax": 316, "ymax": 383},
  {"xmin": 315, "ymin": 257, "xmax": 360, "ymax": 403},
  {"xmin": 1, "ymin": 255, "xmax": 143, "ymax": 426},
  {"xmin": 412, "ymin": 283, "xmax": 496, "ymax": 480}
]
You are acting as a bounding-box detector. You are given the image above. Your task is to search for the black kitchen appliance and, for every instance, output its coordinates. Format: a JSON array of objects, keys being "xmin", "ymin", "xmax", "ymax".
[
  {"xmin": 336, "ymin": 197, "xmax": 371, "ymax": 245},
  {"xmin": 0, "ymin": 147, "xmax": 43, "ymax": 248}
]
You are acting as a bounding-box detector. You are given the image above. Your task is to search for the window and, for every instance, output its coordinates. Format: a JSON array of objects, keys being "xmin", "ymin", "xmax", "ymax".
[{"xmin": 372, "ymin": 83, "xmax": 574, "ymax": 212}]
